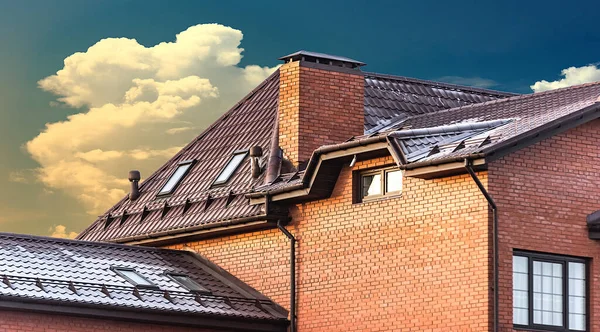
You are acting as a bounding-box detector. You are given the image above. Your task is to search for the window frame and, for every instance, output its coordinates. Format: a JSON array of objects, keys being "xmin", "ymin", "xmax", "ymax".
[
  {"xmin": 513, "ymin": 251, "xmax": 588, "ymax": 332},
  {"xmin": 111, "ymin": 267, "xmax": 159, "ymax": 290},
  {"xmin": 354, "ymin": 166, "xmax": 403, "ymax": 203},
  {"xmin": 156, "ymin": 159, "xmax": 196, "ymax": 197},
  {"xmin": 165, "ymin": 272, "xmax": 211, "ymax": 294},
  {"xmin": 211, "ymin": 149, "xmax": 249, "ymax": 187}
]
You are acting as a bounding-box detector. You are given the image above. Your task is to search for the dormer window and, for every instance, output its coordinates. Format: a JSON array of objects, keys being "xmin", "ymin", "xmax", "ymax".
[
  {"xmin": 158, "ymin": 160, "xmax": 195, "ymax": 196},
  {"xmin": 355, "ymin": 167, "xmax": 402, "ymax": 202},
  {"xmin": 167, "ymin": 273, "xmax": 211, "ymax": 294},
  {"xmin": 112, "ymin": 267, "xmax": 158, "ymax": 289},
  {"xmin": 212, "ymin": 150, "xmax": 248, "ymax": 186}
]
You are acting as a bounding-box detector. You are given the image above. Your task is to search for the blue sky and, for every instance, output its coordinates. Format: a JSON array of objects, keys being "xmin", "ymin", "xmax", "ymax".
[{"xmin": 1, "ymin": 0, "xmax": 599, "ymax": 237}]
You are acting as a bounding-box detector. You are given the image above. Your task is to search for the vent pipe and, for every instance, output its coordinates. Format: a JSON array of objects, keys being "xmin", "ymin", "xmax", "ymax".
[
  {"xmin": 128, "ymin": 170, "xmax": 141, "ymax": 201},
  {"xmin": 250, "ymin": 146, "xmax": 263, "ymax": 179}
]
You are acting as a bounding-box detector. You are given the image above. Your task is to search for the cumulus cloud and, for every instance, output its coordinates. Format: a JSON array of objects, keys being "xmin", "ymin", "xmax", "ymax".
[
  {"xmin": 436, "ymin": 76, "xmax": 498, "ymax": 89},
  {"xmin": 531, "ymin": 64, "xmax": 600, "ymax": 92},
  {"xmin": 26, "ymin": 24, "xmax": 277, "ymax": 215},
  {"xmin": 49, "ymin": 225, "xmax": 78, "ymax": 239},
  {"xmin": 8, "ymin": 170, "xmax": 30, "ymax": 184}
]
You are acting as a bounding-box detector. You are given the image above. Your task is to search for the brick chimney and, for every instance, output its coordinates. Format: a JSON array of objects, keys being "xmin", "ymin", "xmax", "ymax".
[{"xmin": 277, "ymin": 51, "xmax": 365, "ymax": 168}]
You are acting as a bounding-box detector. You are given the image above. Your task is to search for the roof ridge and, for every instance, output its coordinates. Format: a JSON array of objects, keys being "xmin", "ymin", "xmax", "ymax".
[
  {"xmin": 364, "ymin": 71, "xmax": 518, "ymax": 97},
  {"xmin": 403, "ymin": 80, "xmax": 600, "ymax": 124},
  {"xmin": 2, "ymin": 231, "xmax": 187, "ymax": 255}
]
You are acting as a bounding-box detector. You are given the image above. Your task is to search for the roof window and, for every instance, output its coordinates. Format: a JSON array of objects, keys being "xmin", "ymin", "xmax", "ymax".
[
  {"xmin": 167, "ymin": 273, "xmax": 211, "ymax": 294},
  {"xmin": 212, "ymin": 150, "xmax": 248, "ymax": 186},
  {"xmin": 112, "ymin": 267, "xmax": 158, "ymax": 289},
  {"xmin": 158, "ymin": 160, "xmax": 195, "ymax": 196}
]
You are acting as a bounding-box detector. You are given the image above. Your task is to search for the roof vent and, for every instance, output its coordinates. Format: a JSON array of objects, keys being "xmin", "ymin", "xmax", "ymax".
[
  {"xmin": 128, "ymin": 170, "xmax": 141, "ymax": 201},
  {"xmin": 249, "ymin": 146, "xmax": 263, "ymax": 179},
  {"xmin": 278, "ymin": 50, "xmax": 365, "ymax": 69}
]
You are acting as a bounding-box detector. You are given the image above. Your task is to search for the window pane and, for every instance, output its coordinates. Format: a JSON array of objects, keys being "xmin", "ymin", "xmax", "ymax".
[
  {"xmin": 117, "ymin": 269, "xmax": 153, "ymax": 286},
  {"xmin": 513, "ymin": 256, "xmax": 529, "ymax": 325},
  {"xmin": 385, "ymin": 170, "xmax": 402, "ymax": 193},
  {"xmin": 532, "ymin": 260, "xmax": 563, "ymax": 327},
  {"xmin": 568, "ymin": 262, "xmax": 586, "ymax": 331},
  {"xmin": 171, "ymin": 274, "xmax": 208, "ymax": 293},
  {"xmin": 362, "ymin": 173, "xmax": 381, "ymax": 198},
  {"xmin": 215, "ymin": 153, "xmax": 246, "ymax": 184},
  {"xmin": 513, "ymin": 256, "xmax": 528, "ymax": 273},
  {"xmin": 159, "ymin": 163, "xmax": 192, "ymax": 194}
]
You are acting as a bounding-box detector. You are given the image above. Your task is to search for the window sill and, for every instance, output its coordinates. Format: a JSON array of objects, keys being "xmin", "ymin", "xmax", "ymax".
[{"xmin": 356, "ymin": 193, "xmax": 402, "ymax": 205}]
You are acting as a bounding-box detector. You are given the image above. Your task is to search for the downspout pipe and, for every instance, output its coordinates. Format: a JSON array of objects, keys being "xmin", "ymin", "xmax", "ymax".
[
  {"xmin": 266, "ymin": 195, "xmax": 296, "ymax": 332},
  {"xmin": 465, "ymin": 159, "xmax": 498, "ymax": 332},
  {"xmin": 277, "ymin": 220, "xmax": 296, "ymax": 332}
]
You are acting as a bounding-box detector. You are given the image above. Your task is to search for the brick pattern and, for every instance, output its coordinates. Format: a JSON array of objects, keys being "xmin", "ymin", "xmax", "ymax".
[
  {"xmin": 0, "ymin": 310, "xmax": 217, "ymax": 332},
  {"xmin": 171, "ymin": 156, "xmax": 491, "ymax": 331},
  {"xmin": 489, "ymin": 119, "xmax": 600, "ymax": 331},
  {"xmin": 278, "ymin": 61, "xmax": 364, "ymax": 166}
]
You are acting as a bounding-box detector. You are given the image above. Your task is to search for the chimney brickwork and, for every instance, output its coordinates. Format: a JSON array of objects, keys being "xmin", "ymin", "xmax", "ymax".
[{"xmin": 278, "ymin": 60, "xmax": 365, "ymax": 167}]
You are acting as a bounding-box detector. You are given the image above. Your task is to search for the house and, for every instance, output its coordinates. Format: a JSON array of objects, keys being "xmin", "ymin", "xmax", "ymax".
[
  {"xmin": 0, "ymin": 232, "xmax": 288, "ymax": 331},
  {"xmin": 74, "ymin": 51, "xmax": 600, "ymax": 331}
]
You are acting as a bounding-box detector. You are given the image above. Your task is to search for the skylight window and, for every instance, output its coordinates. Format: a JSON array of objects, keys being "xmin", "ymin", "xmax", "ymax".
[
  {"xmin": 158, "ymin": 160, "xmax": 195, "ymax": 196},
  {"xmin": 167, "ymin": 273, "xmax": 211, "ymax": 294},
  {"xmin": 112, "ymin": 267, "xmax": 158, "ymax": 289},
  {"xmin": 213, "ymin": 150, "xmax": 248, "ymax": 186}
]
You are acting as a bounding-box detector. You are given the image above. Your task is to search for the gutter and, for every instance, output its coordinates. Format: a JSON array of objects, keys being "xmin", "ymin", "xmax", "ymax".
[{"xmin": 465, "ymin": 159, "xmax": 498, "ymax": 332}]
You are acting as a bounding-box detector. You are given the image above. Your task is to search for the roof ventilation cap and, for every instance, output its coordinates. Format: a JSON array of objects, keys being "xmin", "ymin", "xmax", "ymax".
[
  {"xmin": 128, "ymin": 170, "xmax": 141, "ymax": 201},
  {"xmin": 278, "ymin": 50, "xmax": 365, "ymax": 69}
]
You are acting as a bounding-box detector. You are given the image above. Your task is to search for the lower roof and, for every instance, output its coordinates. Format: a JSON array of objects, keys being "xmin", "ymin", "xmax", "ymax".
[{"xmin": 0, "ymin": 232, "xmax": 288, "ymax": 331}]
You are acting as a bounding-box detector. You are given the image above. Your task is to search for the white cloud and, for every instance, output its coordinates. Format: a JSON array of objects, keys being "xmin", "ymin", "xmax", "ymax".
[
  {"xmin": 531, "ymin": 64, "xmax": 600, "ymax": 92},
  {"xmin": 26, "ymin": 24, "xmax": 277, "ymax": 215},
  {"xmin": 8, "ymin": 170, "xmax": 29, "ymax": 184},
  {"xmin": 166, "ymin": 127, "xmax": 195, "ymax": 135},
  {"xmin": 49, "ymin": 225, "xmax": 78, "ymax": 239},
  {"xmin": 436, "ymin": 76, "xmax": 498, "ymax": 89}
]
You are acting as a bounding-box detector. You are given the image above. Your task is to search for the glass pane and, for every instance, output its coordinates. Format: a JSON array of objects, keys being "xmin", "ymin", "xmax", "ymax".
[
  {"xmin": 385, "ymin": 170, "xmax": 402, "ymax": 193},
  {"xmin": 172, "ymin": 275, "xmax": 208, "ymax": 292},
  {"xmin": 118, "ymin": 269, "xmax": 153, "ymax": 286},
  {"xmin": 569, "ymin": 313, "xmax": 586, "ymax": 331},
  {"xmin": 513, "ymin": 272, "xmax": 528, "ymax": 291},
  {"xmin": 513, "ymin": 308, "xmax": 528, "ymax": 325},
  {"xmin": 533, "ymin": 261, "xmax": 541, "ymax": 275},
  {"xmin": 569, "ymin": 279, "xmax": 585, "ymax": 297},
  {"xmin": 159, "ymin": 163, "xmax": 192, "ymax": 194},
  {"xmin": 569, "ymin": 262, "xmax": 585, "ymax": 280},
  {"xmin": 362, "ymin": 173, "xmax": 381, "ymax": 198},
  {"xmin": 569, "ymin": 296, "xmax": 585, "ymax": 314},
  {"xmin": 215, "ymin": 153, "xmax": 246, "ymax": 184},
  {"xmin": 513, "ymin": 256, "xmax": 528, "ymax": 273}
]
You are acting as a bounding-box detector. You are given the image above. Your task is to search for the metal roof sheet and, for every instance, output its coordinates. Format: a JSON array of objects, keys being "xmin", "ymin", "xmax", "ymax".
[{"xmin": 0, "ymin": 232, "xmax": 287, "ymax": 322}]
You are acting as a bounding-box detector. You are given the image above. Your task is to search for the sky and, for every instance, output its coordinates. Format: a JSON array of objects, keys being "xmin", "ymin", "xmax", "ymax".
[{"xmin": 1, "ymin": 0, "xmax": 600, "ymax": 238}]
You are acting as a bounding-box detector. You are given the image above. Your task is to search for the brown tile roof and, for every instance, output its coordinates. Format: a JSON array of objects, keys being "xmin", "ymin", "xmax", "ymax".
[
  {"xmin": 77, "ymin": 68, "xmax": 515, "ymax": 243},
  {"xmin": 0, "ymin": 232, "xmax": 288, "ymax": 329}
]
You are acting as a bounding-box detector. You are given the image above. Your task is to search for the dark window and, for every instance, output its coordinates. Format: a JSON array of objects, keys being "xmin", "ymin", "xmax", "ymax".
[
  {"xmin": 357, "ymin": 167, "xmax": 402, "ymax": 202},
  {"xmin": 167, "ymin": 273, "xmax": 211, "ymax": 294},
  {"xmin": 158, "ymin": 160, "xmax": 195, "ymax": 196},
  {"xmin": 112, "ymin": 267, "xmax": 158, "ymax": 289},
  {"xmin": 212, "ymin": 150, "xmax": 248, "ymax": 186},
  {"xmin": 513, "ymin": 251, "xmax": 587, "ymax": 331}
]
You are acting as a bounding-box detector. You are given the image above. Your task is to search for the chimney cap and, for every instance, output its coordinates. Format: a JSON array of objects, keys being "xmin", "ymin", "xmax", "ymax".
[{"xmin": 278, "ymin": 50, "xmax": 366, "ymax": 68}]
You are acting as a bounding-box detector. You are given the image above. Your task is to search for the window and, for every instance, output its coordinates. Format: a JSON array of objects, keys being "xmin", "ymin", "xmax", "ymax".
[
  {"xmin": 212, "ymin": 150, "xmax": 248, "ymax": 186},
  {"xmin": 167, "ymin": 273, "xmax": 211, "ymax": 294},
  {"xmin": 112, "ymin": 267, "xmax": 158, "ymax": 289},
  {"xmin": 357, "ymin": 167, "xmax": 402, "ymax": 202},
  {"xmin": 158, "ymin": 160, "xmax": 195, "ymax": 196},
  {"xmin": 513, "ymin": 251, "xmax": 587, "ymax": 331}
]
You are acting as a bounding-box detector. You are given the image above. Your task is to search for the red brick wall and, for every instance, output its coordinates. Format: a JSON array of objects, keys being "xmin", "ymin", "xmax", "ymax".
[
  {"xmin": 0, "ymin": 310, "xmax": 218, "ymax": 332},
  {"xmin": 489, "ymin": 119, "xmax": 600, "ymax": 331},
  {"xmin": 171, "ymin": 156, "xmax": 492, "ymax": 331},
  {"xmin": 278, "ymin": 61, "xmax": 364, "ymax": 166}
]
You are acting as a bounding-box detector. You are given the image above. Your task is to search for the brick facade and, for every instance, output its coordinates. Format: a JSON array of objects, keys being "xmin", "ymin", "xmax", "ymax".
[
  {"xmin": 278, "ymin": 61, "xmax": 364, "ymax": 166},
  {"xmin": 489, "ymin": 119, "xmax": 600, "ymax": 331},
  {"xmin": 0, "ymin": 310, "xmax": 218, "ymax": 332},
  {"xmin": 170, "ymin": 156, "xmax": 492, "ymax": 331}
]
